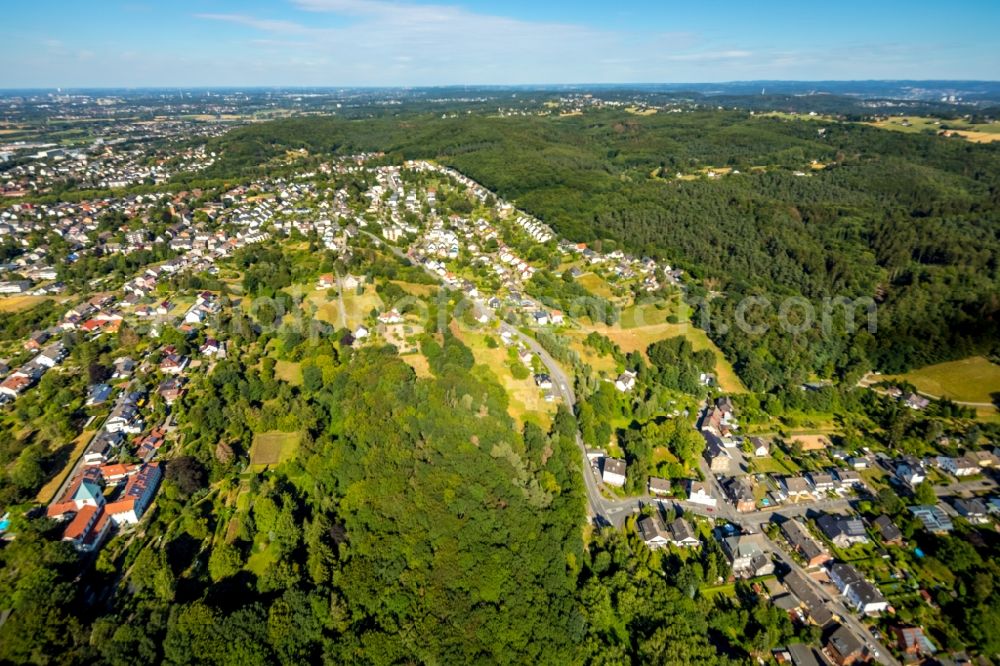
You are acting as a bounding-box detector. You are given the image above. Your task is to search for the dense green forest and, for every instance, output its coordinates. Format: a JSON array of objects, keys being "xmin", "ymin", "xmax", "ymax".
[{"xmin": 203, "ymin": 110, "xmax": 1000, "ymax": 390}]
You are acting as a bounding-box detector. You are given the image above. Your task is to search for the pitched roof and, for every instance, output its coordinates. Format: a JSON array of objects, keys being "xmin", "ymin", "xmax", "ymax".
[{"xmin": 73, "ymin": 478, "xmax": 102, "ymax": 504}]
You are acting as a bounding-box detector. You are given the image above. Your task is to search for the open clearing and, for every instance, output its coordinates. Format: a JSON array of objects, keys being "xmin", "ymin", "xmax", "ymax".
[
  {"xmin": 0, "ymin": 295, "xmax": 54, "ymax": 313},
  {"xmin": 576, "ymin": 273, "xmax": 615, "ymax": 299},
  {"xmin": 250, "ymin": 431, "xmax": 301, "ymax": 469},
  {"xmin": 273, "ymin": 360, "xmax": 302, "ymax": 385},
  {"xmin": 35, "ymin": 430, "xmax": 95, "ymax": 504},
  {"xmin": 400, "ymin": 352, "xmax": 433, "ymax": 378},
  {"xmin": 307, "ymin": 283, "xmax": 383, "ymax": 330},
  {"xmin": 883, "ymin": 356, "xmax": 1000, "ymax": 405},
  {"xmin": 450, "ymin": 321, "xmax": 554, "ymax": 428},
  {"xmin": 390, "ymin": 280, "xmax": 438, "ymax": 297},
  {"xmin": 866, "ymin": 116, "xmax": 1000, "ymax": 143},
  {"xmin": 563, "ymin": 329, "xmax": 619, "ymax": 375},
  {"xmin": 581, "ymin": 319, "xmax": 746, "ymax": 393}
]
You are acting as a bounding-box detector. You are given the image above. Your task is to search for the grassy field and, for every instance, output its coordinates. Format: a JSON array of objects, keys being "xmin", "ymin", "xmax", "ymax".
[
  {"xmin": 563, "ymin": 329, "xmax": 619, "ymax": 374},
  {"xmin": 400, "ymin": 352, "xmax": 432, "ymax": 378},
  {"xmin": 250, "ymin": 431, "xmax": 301, "ymax": 469},
  {"xmin": 450, "ymin": 322, "xmax": 555, "ymax": 427},
  {"xmin": 867, "ymin": 116, "xmax": 1000, "ymax": 143},
  {"xmin": 882, "ymin": 356, "xmax": 1000, "ymax": 404},
  {"xmin": 582, "ymin": 319, "xmax": 746, "ymax": 393},
  {"xmin": 306, "ymin": 284, "xmax": 383, "ymax": 330},
  {"xmin": 0, "ymin": 295, "xmax": 53, "ymax": 313},
  {"xmin": 35, "ymin": 430, "xmax": 95, "ymax": 504},
  {"xmin": 273, "ymin": 360, "xmax": 302, "ymax": 385},
  {"xmin": 576, "ymin": 273, "xmax": 615, "ymax": 299},
  {"xmin": 390, "ymin": 280, "xmax": 439, "ymax": 297}
]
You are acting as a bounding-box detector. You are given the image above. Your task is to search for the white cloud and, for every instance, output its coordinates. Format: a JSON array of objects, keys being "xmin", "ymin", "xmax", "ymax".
[{"xmin": 194, "ymin": 1, "xmax": 715, "ymax": 84}]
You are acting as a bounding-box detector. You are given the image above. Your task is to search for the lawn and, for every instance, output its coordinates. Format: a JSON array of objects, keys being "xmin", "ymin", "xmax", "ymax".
[
  {"xmin": 749, "ymin": 456, "xmax": 798, "ymax": 475},
  {"xmin": 245, "ymin": 537, "xmax": 281, "ymax": 575},
  {"xmin": 273, "ymin": 360, "xmax": 302, "ymax": 386},
  {"xmin": 701, "ymin": 582, "xmax": 738, "ymax": 598},
  {"xmin": 249, "ymin": 431, "xmax": 301, "ymax": 469},
  {"xmin": 35, "ymin": 430, "xmax": 95, "ymax": 504},
  {"xmin": 882, "ymin": 356, "xmax": 1000, "ymax": 404}
]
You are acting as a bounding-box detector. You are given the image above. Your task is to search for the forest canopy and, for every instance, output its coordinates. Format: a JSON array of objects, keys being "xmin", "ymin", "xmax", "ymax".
[{"xmin": 205, "ymin": 110, "xmax": 1000, "ymax": 389}]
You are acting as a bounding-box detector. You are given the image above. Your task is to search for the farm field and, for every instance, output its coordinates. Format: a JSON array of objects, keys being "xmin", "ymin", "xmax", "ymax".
[
  {"xmin": 249, "ymin": 431, "xmax": 301, "ymax": 469},
  {"xmin": 866, "ymin": 115, "xmax": 1000, "ymax": 143},
  {"xmin": 0, "ymin": 295, "xmax": 55, "ymax": 313},
  {"xmin": 882, "ymin": 356, "xmax": 1000, "ymax": 404}
]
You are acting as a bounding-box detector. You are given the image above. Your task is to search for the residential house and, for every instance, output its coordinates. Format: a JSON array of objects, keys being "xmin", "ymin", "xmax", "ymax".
[
  {"xmin": 835, "ymin": 469, "xmax": 864, "ymax": 489},
  {"xmin": 892, "ymin": 625, "xmax": 936, "ymax": 657},
  {"xmin": 670, "ymin": 517, "xmax": 700, "ymax": 547},
  {"xmin": 533, "ymin": 373, "xmax": 553, "ymax": 390},
  {"xmin": 83, "ymin": 431, "xmax": 123, "ymax": 465},
  {"xmin": 0, "ymin": 373, "xmax": 33, "ymax": 397},
  {"xmin": 824, "ymin": 624, "xmax": 869, "ymax": 666},
  {"xmin": 783, "ymin": 571, "xmax": 833, "ymax": 626},
  {"xmin": 952, "ymin": 497, "xmax": 989, "ymax": 524},
  {"xmin": 24, "ymin": 330, "xmax": 50, "ymax": 351},
  {"xmin": 602, "ymin": 458, "xmax": 627, "ymax": 487},
  {"xmin": 828, "ymin": 562, "xmax": 887, "ymax": 614},
  {"xmin": 894, "ymin": 457, "xmax": 925, "ymax": 487},
  {"xmin": 135, "ymin": 427, "xmax": 166, "ymax": 461},
  {"xmin": 782, "ymin": 476, "xmax": 814, "ymax": 502},
  {"xmin": 722, "ymin": 476, "xmax": 756, "ymax": 513},
  {"xmin": 648, "ymin": 477, "xmax": 672, "ymax": 496},
  {"xmin": 157, "ymin": 377, "xmax": 185, "ymax": 405},
  {"xmin": 637, "ymin": 513, "xmax": 671, "ymax": 549},
  {"xmin": 614, "ymin": 370, "xmax": 637, "ymax": 392},
  {"xmin": 910, "ymin": 505, "xmax": 954, "ymax": 534},
  {"xmin": 112, "ymin": 356, "xmax": 135, "ymax": 379},
  {"xmin": 968, "ymin": 449, "xmax": 1000, "ymax": 469},
  {"xmin": 159, "ymin": 352, "xmax": 188, "ymax": 375},
  {"xmin": 903, "ymin": 393, "xmax": 930, "ymax": 410},
  {"xmin": 939, "ymin": 455, "xmax": 979, "ymax": 477},
  {"xmin": 706, "ymin": 441, "xmax": 733, "ymax": 474},
  {"xmin": 808, "ymin": 472, "xmax": 837, "ymax": 494},
  {"xmin": 750, "ymin": 437, "xmax": 770, "ymax": 457},
  {"xmin": 722, "ymin": 533, "xmax": 774, "ymax": 578},
  {"xmin": 872, "ymin": 515, "xmax": 903, "ymax": 545},
  {"xmin": 687, "ymin": 480, "xmax": 718, "ymax": 508},
  {"xmin": 199, "ymin": 338, "xmax": 221, "ymax": 357},
  {"xmin": 816, "ymin": 514, "xmax": 869, "ymax": 549},
  {"xmin": 779, "ymin": 518, "xmax": 831, "ymax": 567},
  {"xmin": 86, "ymin": 383, "xmax": 113, "ymax": 407}
]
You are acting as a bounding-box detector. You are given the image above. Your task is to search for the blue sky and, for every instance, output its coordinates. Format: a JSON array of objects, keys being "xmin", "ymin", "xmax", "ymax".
[{"xmin": 2, "ymin": 0, "xmax": 998, "ymax": 87}]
